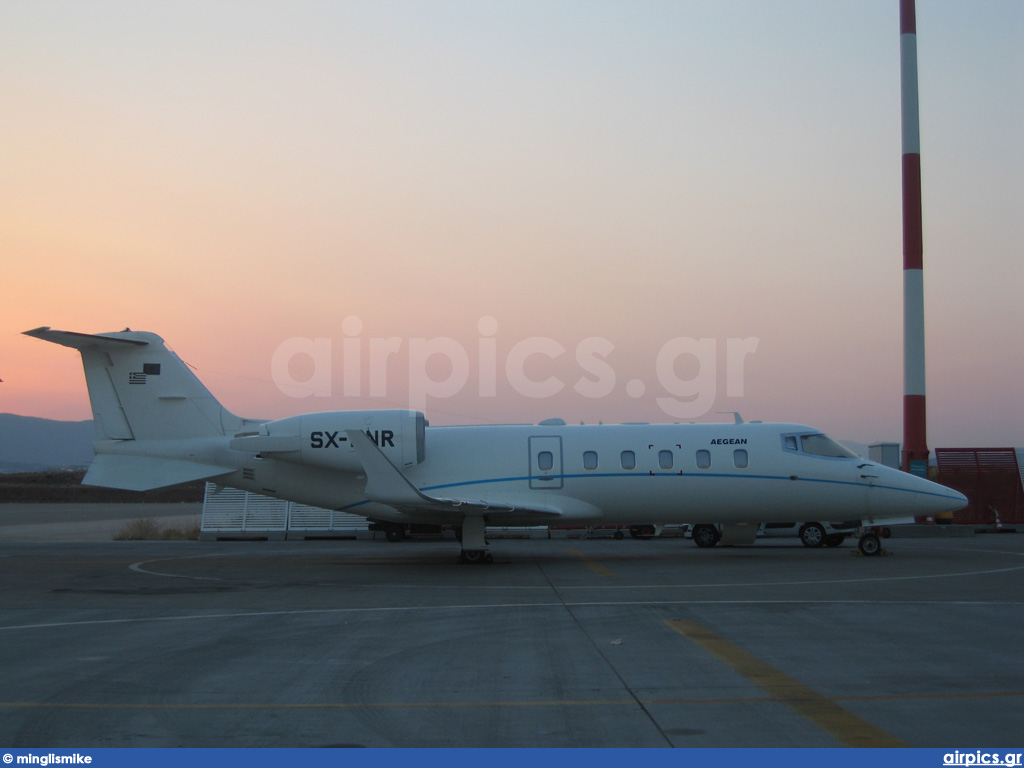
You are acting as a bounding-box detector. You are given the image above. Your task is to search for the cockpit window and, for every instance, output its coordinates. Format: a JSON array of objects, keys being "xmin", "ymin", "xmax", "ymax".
[
  {"xmin": 799, "ymin": 434, "xmax": 858, "ymax": 458},
  {"xmin": 782, "ymin": 432, "xmax": 857, "ymax": 458}
]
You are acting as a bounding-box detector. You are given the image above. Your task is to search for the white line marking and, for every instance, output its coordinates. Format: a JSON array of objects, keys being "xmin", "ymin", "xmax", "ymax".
[
  {"xmin": 128, "ymin": 543, "xmax": 1024, "ymax": 590},
  {"xmin": 2, "ymin": 598, "xmax": 1022, "ymax": 633}
]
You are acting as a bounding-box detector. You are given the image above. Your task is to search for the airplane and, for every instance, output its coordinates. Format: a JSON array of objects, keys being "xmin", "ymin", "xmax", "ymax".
[{"xmin": 25, "ymin": 326, "xmax": 967, "ymax": 562}]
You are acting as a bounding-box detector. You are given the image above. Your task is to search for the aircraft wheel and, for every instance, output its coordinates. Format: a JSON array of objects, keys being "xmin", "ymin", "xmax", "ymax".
[
  {"xmin": 691, "ymin": 524, "xmax": 719, "ymax": 548},
  {"xmin": 824, "ymin": 534, "xmax": 845, "ymax": 547},
  {"xmin": 385, "ymin": 525, "xmax": 405, "ymax": 543},
  {"xmin": 858, "ymin": 533, "xmax": 882, "ymax": 556},
  {"xmin": 460, "ymin": 549, "xmax": 488, "ymax": 564},
  {"xmin": 800, "ymin": 523, "xmax": 826, "ymax": 548}
]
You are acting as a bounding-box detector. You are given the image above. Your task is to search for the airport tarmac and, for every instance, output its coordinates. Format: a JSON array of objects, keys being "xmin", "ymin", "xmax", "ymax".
[{"xmin": 0, "ymin": 510, "xmax": 1022, "ymax": 748}]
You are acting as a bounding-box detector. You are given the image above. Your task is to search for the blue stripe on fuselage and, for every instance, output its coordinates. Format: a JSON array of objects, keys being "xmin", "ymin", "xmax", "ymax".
[{"xmin": 337, "ymin": 470, "xmax": 958, "ymax": 511}]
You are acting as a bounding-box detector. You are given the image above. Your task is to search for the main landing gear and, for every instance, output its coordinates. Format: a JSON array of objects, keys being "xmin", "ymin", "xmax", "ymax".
[{"xmin": 458, "ymin": 517, "xmax": 493, "ymax": 564}]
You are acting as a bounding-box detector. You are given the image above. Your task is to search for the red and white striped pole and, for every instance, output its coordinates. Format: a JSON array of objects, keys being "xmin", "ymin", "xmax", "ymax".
[{"xmin": 901, "ymin": 0, "xmax": 929, "ymax": 478}]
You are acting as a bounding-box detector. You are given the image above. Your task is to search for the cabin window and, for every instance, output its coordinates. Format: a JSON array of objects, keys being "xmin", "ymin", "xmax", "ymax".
[
  {"xmin": 583, "ymin": 451, "xmax": 599, "ymax": 470},
  {"xmin": 696, "ymin": 449, "xmax": 711, "ymax": 469},
  {"xmin": 538, "ymin": 451, "xmax": 553, "ymax": 471},
  {"xmin": 659, "ymin": 450, "xmax": 674, "ymax": 470},
  {"xmin": 620, "ymin": 451, "xmax": 636, "ymax": 470},
  {"xmin": 734, "ymin": 449, "xmax": 748, "ymax": 469}
]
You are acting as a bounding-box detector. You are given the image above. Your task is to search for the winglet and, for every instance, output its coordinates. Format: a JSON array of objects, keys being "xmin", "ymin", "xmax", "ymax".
[
  {"xmin": 345, "ymin": 429, "xmax": 527, "ymax": 515},
  {"xmin": 345, "ymin": 429, "xmax": 437, "ymax": 508}
]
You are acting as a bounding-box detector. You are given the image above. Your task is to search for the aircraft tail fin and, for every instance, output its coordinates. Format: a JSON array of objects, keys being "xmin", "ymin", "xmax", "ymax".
[{"xmin": 23, "ymin": 327, "xmax": 249, "ymax": 442}]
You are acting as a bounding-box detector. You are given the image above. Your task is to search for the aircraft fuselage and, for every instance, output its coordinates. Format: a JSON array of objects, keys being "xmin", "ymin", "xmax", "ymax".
[{"xmin": 215, "ymin": 419, "xmax": 962, "ymax": 528}]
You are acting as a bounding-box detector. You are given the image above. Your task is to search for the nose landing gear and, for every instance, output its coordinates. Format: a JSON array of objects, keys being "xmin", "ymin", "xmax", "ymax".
[{"xmin": 857, "ymin": 526, "xmax": 889, "ymax": 556}]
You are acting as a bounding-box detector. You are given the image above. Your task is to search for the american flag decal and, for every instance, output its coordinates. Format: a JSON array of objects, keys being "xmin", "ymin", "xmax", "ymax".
[{"xmin": 129, "ymin": 363, "xmax": 160, "ymax": 384}]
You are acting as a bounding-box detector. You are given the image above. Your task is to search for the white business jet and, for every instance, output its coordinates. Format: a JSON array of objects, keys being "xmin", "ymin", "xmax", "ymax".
[{"xmin": 26, "ymin": 327, "xmax": 966, "ymax": 562}]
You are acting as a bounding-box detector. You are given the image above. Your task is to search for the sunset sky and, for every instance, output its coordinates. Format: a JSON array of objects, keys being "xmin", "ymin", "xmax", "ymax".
[{"xmin": 2, "ymin": 1, "xmax": 1021, "ymax": 448}]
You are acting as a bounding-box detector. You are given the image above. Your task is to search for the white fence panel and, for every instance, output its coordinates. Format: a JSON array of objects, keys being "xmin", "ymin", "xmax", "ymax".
[{"xmin": 202, "ymin": 484, "xmax": 369, "ymax": 533}]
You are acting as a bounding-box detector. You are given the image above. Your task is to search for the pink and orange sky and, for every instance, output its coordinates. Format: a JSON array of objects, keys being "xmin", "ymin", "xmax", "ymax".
[{"xmin": 2, "ymin": 1, "xmax": 1021, "ymax": 447}]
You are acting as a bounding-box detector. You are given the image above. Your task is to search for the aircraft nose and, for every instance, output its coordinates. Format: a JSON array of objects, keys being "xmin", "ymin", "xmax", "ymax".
[
  {"xmin": 910, "ymin": 475, "xmax": 968, "ymax": 516},
  {"xmin": 872, "ymin": 466, "xmax": 969, "ymax": 518},
  {"xmin": 934, "ymin": 487, "xmax": 968, "ymax": 515}
]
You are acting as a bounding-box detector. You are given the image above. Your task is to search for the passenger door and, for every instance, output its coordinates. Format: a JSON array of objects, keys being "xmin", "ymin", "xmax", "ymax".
[{"xmin": 528, "ymin": 435, "xmax": 563, "ymax": 490}]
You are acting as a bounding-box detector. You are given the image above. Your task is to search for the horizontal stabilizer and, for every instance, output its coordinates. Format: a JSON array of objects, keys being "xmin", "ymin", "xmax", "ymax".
[
  {"xmin": 23, "ymin": 327, "xmax": 148, "ymax": 349},
  {"xmin": 84, "ymin": 454, "xmax": 234, "ymax": 492},
  {"xmin": 345, "ymin": 430, "xmax": 561, "ymax": 518}
]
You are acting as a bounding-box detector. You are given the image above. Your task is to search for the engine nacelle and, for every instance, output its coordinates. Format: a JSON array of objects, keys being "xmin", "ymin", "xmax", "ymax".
[{"xmin": 230, "ymin": 409, "xmax": 426, "ymax": 472}]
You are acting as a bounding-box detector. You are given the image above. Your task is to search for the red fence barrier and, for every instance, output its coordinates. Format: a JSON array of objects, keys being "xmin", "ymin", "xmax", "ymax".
[{"xmin": 935, "ymin": 448, "xmax": 1024, "ymax": 525}]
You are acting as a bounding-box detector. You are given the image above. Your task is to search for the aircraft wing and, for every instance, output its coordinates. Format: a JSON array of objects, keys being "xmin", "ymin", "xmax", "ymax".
[{"xmin": 345, "ymin": 429, "xmax": 562, "ymax": 518}]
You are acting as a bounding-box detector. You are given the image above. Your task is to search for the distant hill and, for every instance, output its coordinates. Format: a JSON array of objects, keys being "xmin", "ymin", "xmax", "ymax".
[
  {"xmin": 0, "ymin": 414, "xmax": 95, "ymax": 472},
  {"xmin": 0, "ymin": 469, "xmax": 203, "ymax": 503}
]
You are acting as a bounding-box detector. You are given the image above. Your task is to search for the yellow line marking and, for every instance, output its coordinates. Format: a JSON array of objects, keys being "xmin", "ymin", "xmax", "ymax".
[
  {"xmin": 667, "ymin": 620, "xmax": 907, "ymax": 747},
  {"xmin": 567, "ymin": 548, "xmax": 615, "ymax": 578}
]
